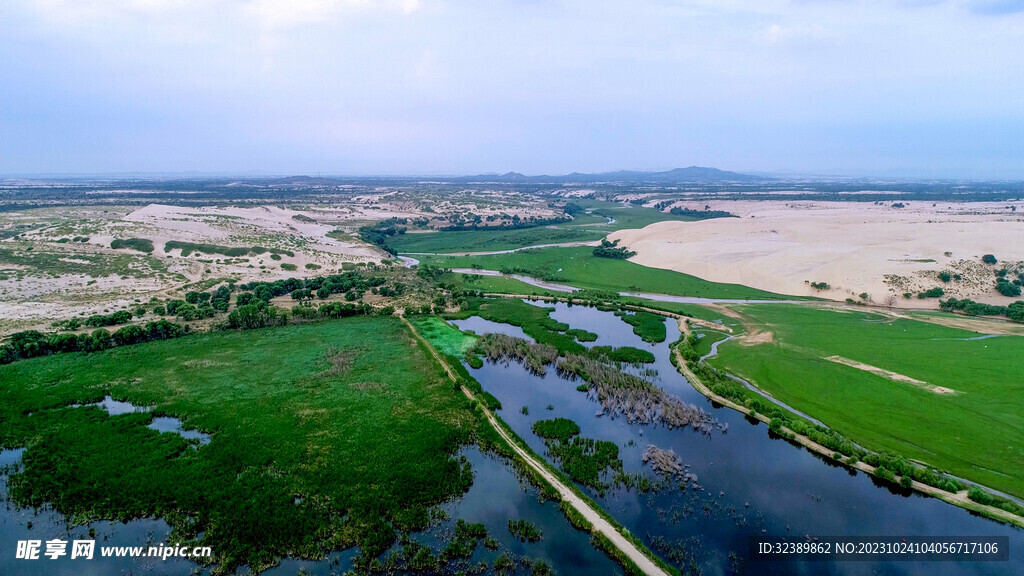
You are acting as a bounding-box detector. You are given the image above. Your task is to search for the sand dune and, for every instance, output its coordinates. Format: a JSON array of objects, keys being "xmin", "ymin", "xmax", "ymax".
[{"xmin": 611, "ymin": 201, "xmax": 1024, "ymax": 307}]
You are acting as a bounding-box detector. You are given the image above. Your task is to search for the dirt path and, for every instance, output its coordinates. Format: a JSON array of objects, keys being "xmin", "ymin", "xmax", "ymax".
[{"xmin": 402, "ymin": 317, "xmax": 671, "ymax": 576}]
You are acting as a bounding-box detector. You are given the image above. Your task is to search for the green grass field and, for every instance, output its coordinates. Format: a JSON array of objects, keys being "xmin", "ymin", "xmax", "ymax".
[
  {"xmin": 0, "ymin": 317, "xmax": 483, "ymax": 572},
  {"xmin": 709, "ymin": 304, "xmax": 1024, "ymax": 498},
  {"xmin": 389, "ymin": 226, "xmax": 601, "ymax": 253},
  {"xmin": 420, "ymin": 247, "xmax": 794, "ymax": 300},
  {"xmin": 387, "ymin": 199, "xmax": 704, "ymax": 254},
  {"xmin": 410, "ymin": 315, "xmax": 477, "ymax": 357}
]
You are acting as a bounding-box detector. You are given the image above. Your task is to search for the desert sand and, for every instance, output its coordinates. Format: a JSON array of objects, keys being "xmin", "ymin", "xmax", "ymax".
[{"xmin": 612, "ymin": 200, "xmax": 1024, "ymax": 307}]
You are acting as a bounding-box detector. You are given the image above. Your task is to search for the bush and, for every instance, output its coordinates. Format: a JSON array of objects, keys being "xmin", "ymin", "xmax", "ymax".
[
  {"xmin": 110, "ymin": 237, "xmax": 155, "ymax": 253},
  {"xmin": 968, "ymin": 486, "xmax": 994, "ymax": 505},
  {"xmin": 917, "ymin": 287, "xmax": 944, "ymax": 299},
  {"xmin": 982, "ymin": 254, "xmax": 998, "ymax": 264},
  {"xmin": 84, "ymin": 310, "xmax": 133, "ymax": 327},
  {"xmin": 996, "ymin": 280, "xmax": 1021, "ymax": 297}
]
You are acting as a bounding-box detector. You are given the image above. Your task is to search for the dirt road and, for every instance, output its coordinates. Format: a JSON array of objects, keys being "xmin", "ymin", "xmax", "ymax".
[{"xmin": 402, "ymin": 317, "xmax": 672, "ymax": 576}]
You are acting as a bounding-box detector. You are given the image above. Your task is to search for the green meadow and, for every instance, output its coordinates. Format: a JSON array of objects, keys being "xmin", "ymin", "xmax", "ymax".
[
  {"xmin": 409, "ymin": 315, "xmax": 477, "ymax": 357},
  {"xmin": 0, "ymin": 317, "xmax": 485, "ymax": 572},
  {"xmin": 709, "ymin": 304, "xmax": 1024, "ymax": 498},
  {"xmin": 419, "ymin": 246, "xmax": 793, "ymax": 300}
]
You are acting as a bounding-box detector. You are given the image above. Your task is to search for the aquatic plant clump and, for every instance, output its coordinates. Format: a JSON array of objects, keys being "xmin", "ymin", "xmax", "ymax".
[
  {"xmin": 558, "ymin": 353, "xmax": 720, "ymax": 433},
  {"xmin": 642, "ymin": 444, "xmax": 684, "ymax": 477},
  {"xmin": 475, "ymin": 333, "xmax": 720, "ymax": 433},
  {"xmin": 473, "ymin": 333, "xmax": 558, "ymax": 375}
]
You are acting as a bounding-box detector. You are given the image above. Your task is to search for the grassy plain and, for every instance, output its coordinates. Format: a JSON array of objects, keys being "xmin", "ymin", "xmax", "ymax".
[
  {"xmin": 709, "ymin": 304, "xmax": 1024, "ymax": 498},
  {"xmin": 420, "ymin": 247, "xmax": 793, "ymax": 300},
  {"xmin": 0, "ymin": 316, "xmax": 483, "ymax": 572},
  {"xmin": 387, "ymin": 199, "xmax": 703, "ymax": 254}
]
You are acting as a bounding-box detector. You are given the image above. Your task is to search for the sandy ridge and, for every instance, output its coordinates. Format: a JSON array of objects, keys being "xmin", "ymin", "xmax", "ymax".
[{"xmin": 612, "ymin": 200, "xmax": 1024, "ymax": 308}]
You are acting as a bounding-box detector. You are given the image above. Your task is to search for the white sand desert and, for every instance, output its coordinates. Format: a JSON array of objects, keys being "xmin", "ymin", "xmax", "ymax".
[{"xmin": 612, "ymin": 200, "xmax": 1024, "ymax": 307}]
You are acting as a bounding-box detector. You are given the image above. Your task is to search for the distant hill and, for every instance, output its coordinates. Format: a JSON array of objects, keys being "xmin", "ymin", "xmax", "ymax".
[
  {"xmin": 265, "ymin": 167, "xmax": 763, "ymax": 185},
  {"xmin": 456, "ymin": 166, "xmax": 763, "ymax": 184}
]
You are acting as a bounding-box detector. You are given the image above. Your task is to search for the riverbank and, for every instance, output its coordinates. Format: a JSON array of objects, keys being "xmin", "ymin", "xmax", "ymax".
[
  {"xmin": 672, "ymin": 336, "xmax": 1024, "ymax": 528},
  {"xmin": 401, "ymin": 316, "xmax": 677, "ymax": 576}
]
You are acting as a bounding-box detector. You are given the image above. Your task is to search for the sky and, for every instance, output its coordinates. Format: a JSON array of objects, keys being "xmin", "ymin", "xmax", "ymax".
[{"xmin": 1, "ymin": 0, "xmax": 1023, "ymax": 178}]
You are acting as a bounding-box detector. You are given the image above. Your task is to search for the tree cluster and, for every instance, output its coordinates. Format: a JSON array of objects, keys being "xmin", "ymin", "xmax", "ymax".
[
  {"xmin": 592, "ymin": 238, "xmax": 636, "ymax": 259},
  {"xmin": 0, "ymin": 320, "xmax": 188, "ymax": 364}
]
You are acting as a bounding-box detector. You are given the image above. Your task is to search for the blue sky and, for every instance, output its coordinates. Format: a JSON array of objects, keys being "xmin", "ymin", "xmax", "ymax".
[{"xmin": 1, "ymin": 1, "xmax": 1022, "ymax": 177}]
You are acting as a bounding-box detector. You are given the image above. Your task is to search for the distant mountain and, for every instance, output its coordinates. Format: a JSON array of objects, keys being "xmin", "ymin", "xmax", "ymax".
[
  {"xmin": 268, "ymin": 175, "xmax": 336, "ymax": 185},
  {"xmin": 456, "ymin": 166, "xmax": 763, "ymax": 184}
]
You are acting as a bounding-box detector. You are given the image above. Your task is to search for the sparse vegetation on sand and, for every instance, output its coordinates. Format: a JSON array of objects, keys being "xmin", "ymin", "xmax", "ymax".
[
  {"xmin": 0, "ymin": 317, "xmax": 484, "ymax": 573},
  {"xmin": 164, "ymin": 240, "xmax": 294, "ymax": 258},
  {"xmin": 386, "ymin": 198, "xmax": 707, "ymax": 254}
]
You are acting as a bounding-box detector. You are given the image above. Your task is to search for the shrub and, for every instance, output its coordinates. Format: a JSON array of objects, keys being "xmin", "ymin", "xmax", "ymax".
[
  {"xmin": 982, "ymin": 254, "xmax": 997, "ymax": 264},
  {"xmin": 968, "ymin": 486, "xmax": 994, "ymax": 505},
  {"xmin": 996, "ymin": 280, "xmax": 1021, "ymax": 297},
  {"xmin": 110, "ymin": 237, "xmax": 155, "ymax": 253}
]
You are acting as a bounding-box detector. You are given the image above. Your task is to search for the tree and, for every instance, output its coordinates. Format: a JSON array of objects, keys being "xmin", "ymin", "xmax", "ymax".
[
  {"xmin": 982, "ymin": 254, "xmax": 998, "ymax": 264},
  {"xmin": 113, "ymin": 325, "xmax": 146, "ymax": 346},
  {"xmin": 85, "ymin": 329, "xmax": 113, "ymax": 351}
]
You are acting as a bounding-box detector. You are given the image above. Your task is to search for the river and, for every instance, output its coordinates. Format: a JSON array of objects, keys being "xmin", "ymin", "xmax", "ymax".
[{"xmin": 456, "ymin": 300, "xmax": 1024, "ymax": 575}]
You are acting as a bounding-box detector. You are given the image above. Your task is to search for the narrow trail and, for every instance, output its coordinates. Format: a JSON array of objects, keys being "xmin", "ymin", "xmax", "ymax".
[{"xmin": 401, "ymin": 317, "xmax": 672, "ymax": 576}]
